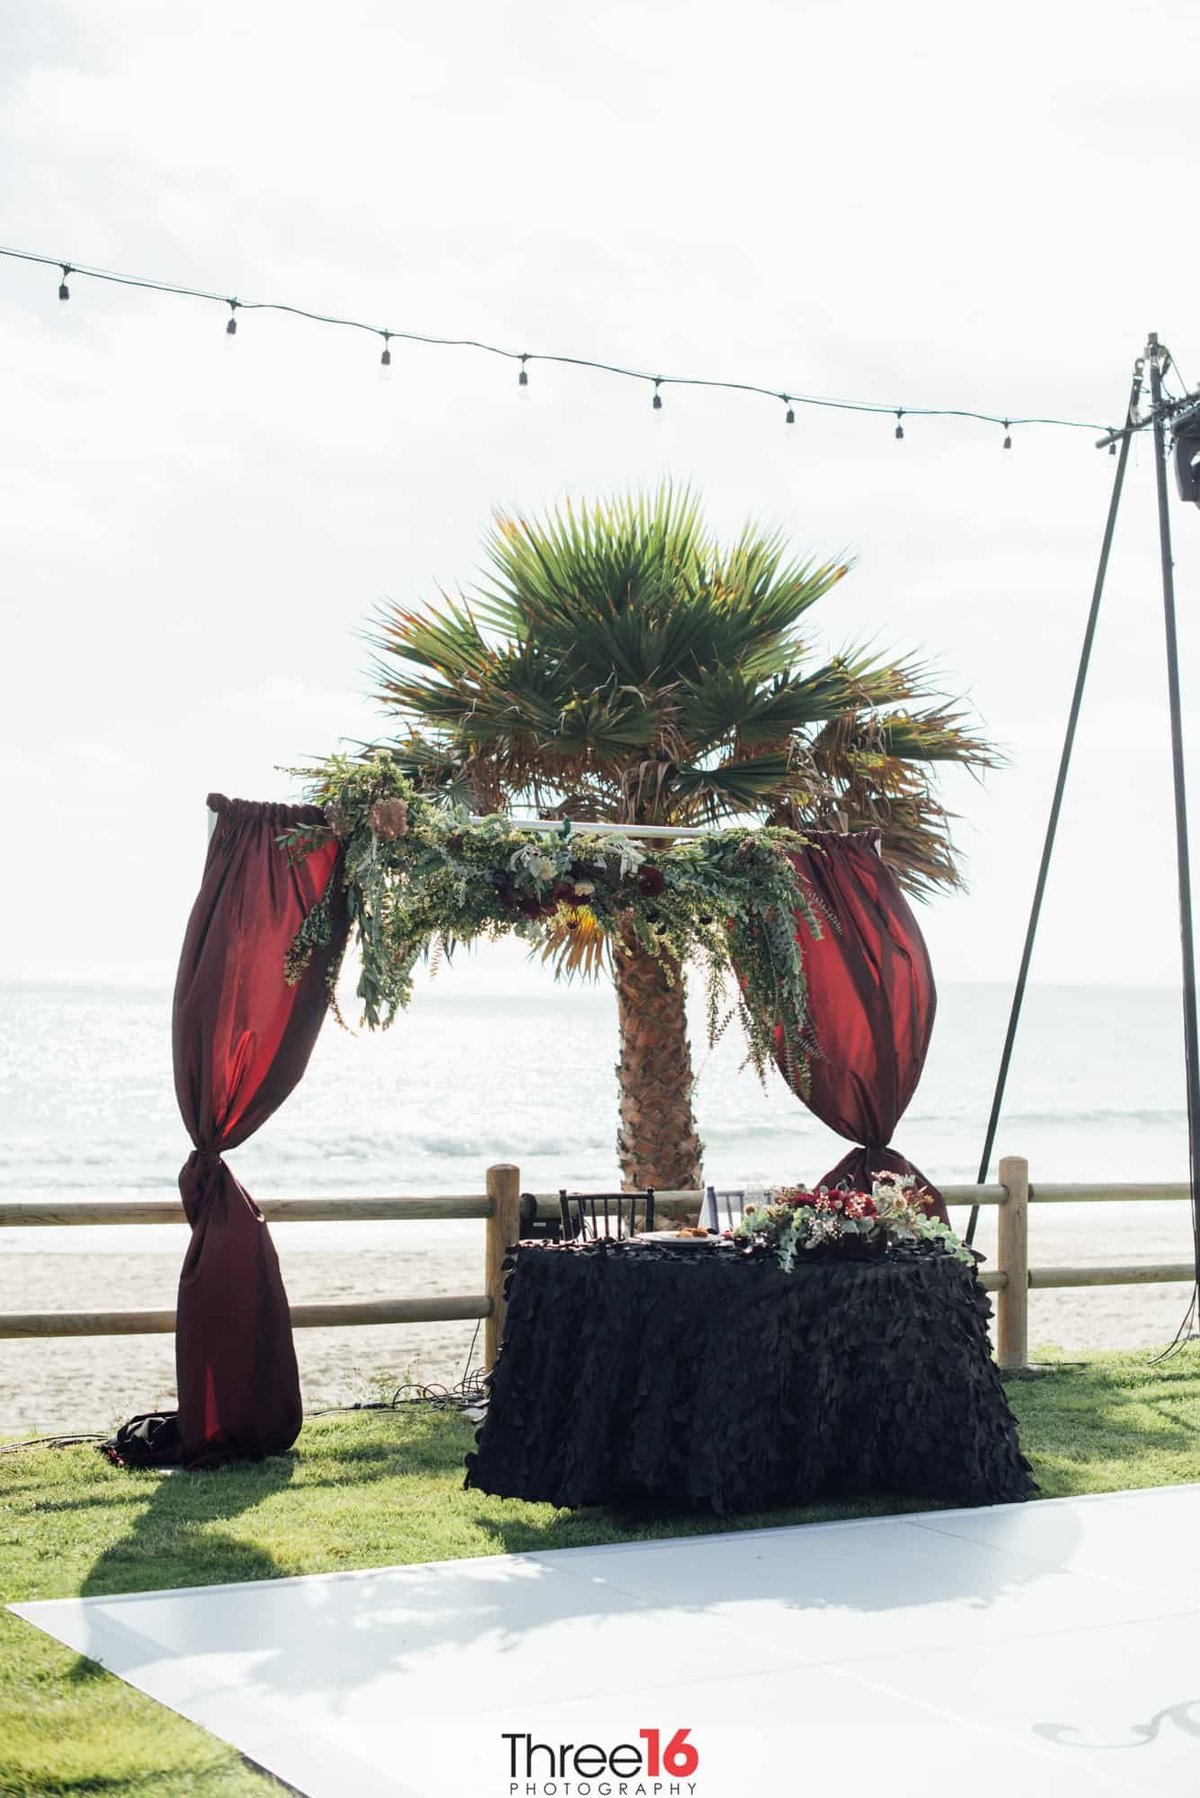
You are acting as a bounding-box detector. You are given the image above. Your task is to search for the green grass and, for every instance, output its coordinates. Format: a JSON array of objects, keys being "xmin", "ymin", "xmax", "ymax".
[{"xmin": 2, "ymin": 1346, "xmax": 1199, "ymax": 1796}]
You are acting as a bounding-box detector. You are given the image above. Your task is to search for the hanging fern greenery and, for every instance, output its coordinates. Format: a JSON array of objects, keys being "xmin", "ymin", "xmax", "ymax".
[{"xmin": 281, "ymin": 750, "xmax": 822, "ymax": 1087}]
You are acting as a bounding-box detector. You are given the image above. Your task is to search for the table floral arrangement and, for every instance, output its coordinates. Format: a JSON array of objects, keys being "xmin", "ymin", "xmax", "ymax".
[{"xmin": 730, "ymin": 1174, "xmax": 975, "ymax": 1270}]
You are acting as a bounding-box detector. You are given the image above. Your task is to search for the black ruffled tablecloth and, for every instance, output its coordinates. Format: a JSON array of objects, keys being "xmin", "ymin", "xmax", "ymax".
[{"xmin": 465, "ymin": 1240, "xmax": 1034, "ymax": 1515}]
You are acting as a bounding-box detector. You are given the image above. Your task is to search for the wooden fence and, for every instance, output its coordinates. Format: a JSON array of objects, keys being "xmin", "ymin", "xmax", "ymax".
[{"xmin": 0, "ymin": 1155, "xmax": 1195, "ymax": 1371}]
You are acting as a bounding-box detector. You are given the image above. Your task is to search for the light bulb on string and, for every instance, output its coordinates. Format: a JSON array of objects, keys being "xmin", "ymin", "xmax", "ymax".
[
  {"xmin": 0, "ymin": 242, "xmax": 1115, "ymax": 451},
  {"xmin": 379, "ymin": 331, "xmax": 392, "ymax": 378}
]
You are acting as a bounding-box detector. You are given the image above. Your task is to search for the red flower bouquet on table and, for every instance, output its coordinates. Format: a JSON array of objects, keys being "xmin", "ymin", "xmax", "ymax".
[{"xmin": 731, "ymin": 1174, "xmax": 973, "ymax": 1270}]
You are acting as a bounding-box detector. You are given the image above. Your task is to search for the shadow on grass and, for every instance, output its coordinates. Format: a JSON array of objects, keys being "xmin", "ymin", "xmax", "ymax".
[
  {"xmin": 285, "ymin": 1403, "xmax": 477, "ymax": 1487},
  {"xmin": 1004, "ymin": 1347, "xmax": 1200, "ymax": 1495},
  {"xmin": 309, "ymin": 1401, "xmax": 963, "ymax": 1554},
  {"xmin": 68, "ymin": 1455, "xmax": 298, "ymax": 1684},
  {"xmin": 469, "ymin": 1488, "xmax": 944, "ymax": 1563}
]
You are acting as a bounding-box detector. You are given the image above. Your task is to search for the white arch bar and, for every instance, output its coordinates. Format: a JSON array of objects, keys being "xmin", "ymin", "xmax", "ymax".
[
  {"xmin": 468, "ymin": 815, "xmax": 710, "ymax": 839},
  {"xmin": 207, "ymin": 808, "xmax": 716, "ymax": 842}
]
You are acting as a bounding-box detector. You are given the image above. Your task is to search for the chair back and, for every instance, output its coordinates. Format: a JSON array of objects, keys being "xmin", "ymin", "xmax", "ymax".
[
  {"xmin": 558, "ymin": 1187, "xmax": 656, "ymax": 1240},
  {"xmin": 703, "ymin": 1185, "xmax": 751, "ymax": 1232}
]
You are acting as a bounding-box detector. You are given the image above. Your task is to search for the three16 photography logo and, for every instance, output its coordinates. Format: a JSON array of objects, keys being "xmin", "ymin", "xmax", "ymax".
[{"xmin": 503, "ymin": 1726, "xmax": 700, "ymax": 1795}]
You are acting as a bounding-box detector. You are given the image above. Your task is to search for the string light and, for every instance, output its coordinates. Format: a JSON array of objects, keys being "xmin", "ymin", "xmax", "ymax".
[
  {"xmin": 379, "ymin": 330, "xmax": 392, "ymax": 372},
  {"xmin": 1002, "ymin": 420, "xmax": 1012, "ymax": 450},
  {"xmin": 0, "ymin": 243, "xmax": 1118, "ymax": 445}
]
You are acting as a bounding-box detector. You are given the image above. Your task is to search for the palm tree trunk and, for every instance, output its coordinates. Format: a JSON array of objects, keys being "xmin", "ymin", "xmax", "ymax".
[{"xmin": 613, "ymin": 937, "xmax": 703, "ymax": 1191}]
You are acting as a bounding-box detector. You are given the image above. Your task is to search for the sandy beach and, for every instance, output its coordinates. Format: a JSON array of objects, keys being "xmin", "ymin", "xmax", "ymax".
[{"xmin": 2, "ymin": 1199, "xmax": 1196, "ymax": 1437}]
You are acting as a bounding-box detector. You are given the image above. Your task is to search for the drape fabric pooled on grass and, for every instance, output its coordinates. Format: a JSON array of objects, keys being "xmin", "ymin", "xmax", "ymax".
[
  {"xmin": 775, "ymin": 831, "xmax": 946, "ymax": 1221},
  {"xmin": 108, "ymin": 795, "xmax": 345, "ymax": 1467}
]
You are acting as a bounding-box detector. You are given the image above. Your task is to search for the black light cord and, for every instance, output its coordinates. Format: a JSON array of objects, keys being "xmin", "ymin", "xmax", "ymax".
[
  {"xmin": 0, "ymin": 243, "xmax": 1114, "ymax": 437},
  {"xmin": 0, "ymin": 1432, "xmax": 107, "ymax": 1455}
]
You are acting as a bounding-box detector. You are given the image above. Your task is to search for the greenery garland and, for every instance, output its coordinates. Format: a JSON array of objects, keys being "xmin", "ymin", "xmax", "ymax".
[{"xmin": 281, "ymin": 750, "xmax": 822, "ymax": 1085}]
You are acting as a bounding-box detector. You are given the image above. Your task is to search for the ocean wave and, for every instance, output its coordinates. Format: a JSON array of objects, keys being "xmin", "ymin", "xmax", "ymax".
[{"xmin": 976, "ymin": 1107, "xmax": 1186, "ymax": 1128}]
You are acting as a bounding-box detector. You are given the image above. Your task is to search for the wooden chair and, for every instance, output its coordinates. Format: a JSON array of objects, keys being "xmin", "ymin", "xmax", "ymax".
[{"xmin": 558, "ymin": 1187, "xmax": 656, "ymax": 1240}]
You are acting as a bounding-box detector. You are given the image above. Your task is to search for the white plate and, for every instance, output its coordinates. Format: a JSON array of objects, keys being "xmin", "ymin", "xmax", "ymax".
[{"xmin": 633, "ymin": 1230, "xmax": 720, "ymax": 1246}]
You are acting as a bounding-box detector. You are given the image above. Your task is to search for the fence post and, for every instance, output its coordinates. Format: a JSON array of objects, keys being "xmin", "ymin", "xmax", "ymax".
[
  {"xmin": 484, "ymin": 1163, "xmax": 522, "ymax": 1374},
  {"xmin": 996, "ymin": 1154, "xmax": 1030, "ymax": 1370}
]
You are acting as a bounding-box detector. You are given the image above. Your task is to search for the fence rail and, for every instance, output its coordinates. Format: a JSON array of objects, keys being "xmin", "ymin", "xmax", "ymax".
[
  {"xmin": 4, "ymin": 1183, "xmax": 1188, "ymax": 1231},
  {"xmin": 0, "ymin": 1295, "xmax": 494, "ymax": 1339},
  {"xmin": 0, "ymin": 1159, "xmax": 1195, "ymax": 1370},
  {"xmin": 0, "ymin": 1191, "xmax": 703, "ymax": 1229}
]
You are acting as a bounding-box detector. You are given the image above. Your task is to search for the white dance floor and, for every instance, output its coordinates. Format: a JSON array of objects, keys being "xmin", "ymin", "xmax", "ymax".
[{"xmin": 12, "ymin": 1485, "xmax": 1200, "ymax": 1798}]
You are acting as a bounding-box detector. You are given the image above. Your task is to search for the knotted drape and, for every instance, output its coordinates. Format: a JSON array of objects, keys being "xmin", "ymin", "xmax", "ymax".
[
  {"xmin": 777, "ymin": 831, "xmax": 946, "ymax": 1222},
  {"xmin": 107, "ymin": 794, "xmax": 346, "ymax": 1467}
]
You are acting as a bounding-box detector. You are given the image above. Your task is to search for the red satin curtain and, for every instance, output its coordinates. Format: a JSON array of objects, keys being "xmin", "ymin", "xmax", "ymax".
[
  {"xmin": 167, "ymin": 794, "xmax": 346, "ymax": 1463},
  {"xmin": 777, "ymin": 832, "xmax": 946, "ymax": 1222}
]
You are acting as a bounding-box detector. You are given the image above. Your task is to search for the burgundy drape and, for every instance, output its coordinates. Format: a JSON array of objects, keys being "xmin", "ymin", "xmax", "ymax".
[
  {"xmin": 776, "ymin": 831, "xmax": 946, "ymax": 1222},
  {"xmin": 112, "ymin": 794, "xmax": 346, "ymax": 1467}
]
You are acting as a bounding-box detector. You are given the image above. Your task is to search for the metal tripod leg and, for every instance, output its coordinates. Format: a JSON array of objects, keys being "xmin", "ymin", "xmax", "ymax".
[
  {"xmin": 967, "ymin": 367, "xmax": 1143, "ymax": 1245},
  {"xmin": 1147, "ymin": 337, "xmax": 1200, "ymax": 1322}
]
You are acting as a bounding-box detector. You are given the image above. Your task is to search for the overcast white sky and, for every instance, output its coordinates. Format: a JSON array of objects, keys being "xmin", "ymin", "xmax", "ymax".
[{"xmin": 2, "ymin": 0, "xmax": 1199, "ymax": 989}]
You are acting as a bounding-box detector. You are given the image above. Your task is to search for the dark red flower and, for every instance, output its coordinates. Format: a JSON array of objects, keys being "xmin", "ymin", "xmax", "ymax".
[
  {"xmin": 637, "ymin": 865, "xmax": 665, "ymax": 897},
  {"xmin": 514, "ymin": 893, "xmax": 554, "ymax": 918}
]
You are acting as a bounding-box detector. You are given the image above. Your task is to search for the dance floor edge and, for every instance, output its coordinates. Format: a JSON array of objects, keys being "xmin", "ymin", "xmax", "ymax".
[{"xmin": 12, "ymin": 1485, "xmax": 1200, "ymax": 1798}]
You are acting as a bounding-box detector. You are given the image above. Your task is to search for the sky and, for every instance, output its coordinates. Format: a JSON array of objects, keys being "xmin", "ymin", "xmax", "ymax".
[{"xmin": 2, "ymin": 0, "xmax": 1200, "ymax": 991}]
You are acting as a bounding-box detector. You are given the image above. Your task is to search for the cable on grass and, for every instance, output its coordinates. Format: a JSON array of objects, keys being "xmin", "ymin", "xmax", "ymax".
[{"xmin": 0, "ymin": 1432, "xmax": 108, "ymax": 1455}]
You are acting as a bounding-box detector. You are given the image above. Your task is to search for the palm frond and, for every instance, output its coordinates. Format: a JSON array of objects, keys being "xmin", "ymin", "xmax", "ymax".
[
  {"xmin": 535, "ymin": 906, "xmax": 613, "ymax": 982},
  {"xmin": 365, "ymin": 485, "xmax": 998, "ymax": 886},
  {"xmin": 671, "ymin": 754, "xmax": 795, "ymax": 818}
]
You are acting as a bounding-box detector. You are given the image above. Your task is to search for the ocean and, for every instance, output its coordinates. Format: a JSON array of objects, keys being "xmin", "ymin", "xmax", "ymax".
[
  {"xmin": 2, "ymin": 966, "xmax": 1197, "ymax": 1429},
  {"xmin": 0, "ymin": 967, "xmax": 1194, "ymax": 1251}
]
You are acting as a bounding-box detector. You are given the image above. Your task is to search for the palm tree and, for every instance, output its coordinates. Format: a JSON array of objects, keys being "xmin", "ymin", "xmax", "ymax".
[{"xmin": 369, "ymin": 486, "xmax": 996, "ymax": 1191}]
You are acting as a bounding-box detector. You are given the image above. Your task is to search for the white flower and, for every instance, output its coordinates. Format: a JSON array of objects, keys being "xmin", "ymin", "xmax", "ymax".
[
  {"xmin": 509, "ymin": 843, "xmax": 559, "ymax": 883},
  {"xmin": 613, "ymin": 838, "xmax": 646, "ymax": 878},
  {"xmin": 572, "ymin": 880, "xmax": 595, "ymax": 896}
]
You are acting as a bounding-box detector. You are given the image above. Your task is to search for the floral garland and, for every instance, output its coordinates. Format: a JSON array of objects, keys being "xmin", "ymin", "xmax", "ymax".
[
  {"xmin": 731, "ymin": 1176, "xmax": 975, "ymax": 1269},
  {"xmin": 279, "ymin": 750, "xmax": 821, "ymax": 1083}
]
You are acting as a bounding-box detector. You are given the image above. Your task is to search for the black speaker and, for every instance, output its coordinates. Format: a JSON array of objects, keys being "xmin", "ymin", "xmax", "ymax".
[
  {"xmin": 520, "ymin": 1191, "xmax": 561, "ymax": 1242},
  {"xmin": 1172, "ymin": 410, "xmax": 1200, "ymax": 507}
]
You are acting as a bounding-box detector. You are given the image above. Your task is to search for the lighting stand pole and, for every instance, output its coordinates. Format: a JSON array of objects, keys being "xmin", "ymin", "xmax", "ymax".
[
  {"xmin": 967, "ymin": 364, "xmax": 1143, "ymax": 1244},
  {"xmin": 1146, "ymin": 335, "xmax": 1200, "ymax": 1306},
  {"xmin": 971, "ymin": 337, "xmax": 1200, "ymax": 1320}
]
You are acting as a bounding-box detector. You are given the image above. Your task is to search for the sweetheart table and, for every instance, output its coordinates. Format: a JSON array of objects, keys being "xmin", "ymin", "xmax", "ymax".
[{"xmin": 465, "ymin": 1238, "xmax": 1034, "ymax": 1515}]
